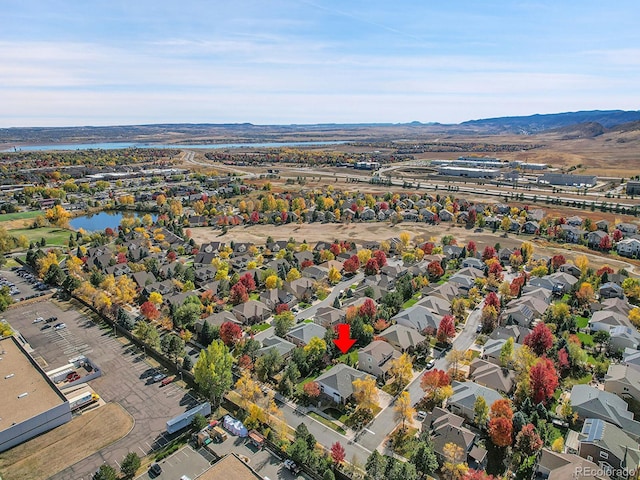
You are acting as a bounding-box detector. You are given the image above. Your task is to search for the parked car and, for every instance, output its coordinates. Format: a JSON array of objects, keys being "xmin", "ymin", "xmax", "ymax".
[
  {"xmin": 149, "ymin": 463, "xmax": 162, "ymax": 476},
  {"xmin": 476, "ymin": 324, "xmax": 482, "ymax": 333},
  {"xmin": 160, "ymin": 376, "xmax": 174, "ymax": 386},
  {"xmin": 416, "ymin": 411, "xmax": 427, "ymax": 421},
  {"xmin": 33, "ymin": 317, "xmax": 44, "ymax": 323},
  {"xmin": 284, "ymin": 459, "xmax": 300, "ymax": 474},
  {"xmin": 152, "ymin": 373, "xmax": 167, "ymax": 383},
  {"xmin": 54, "ymin": 323, "xmax": 66, "ymax": 330},
  {"xmin": 46, "ymin": 316, "xmax": 57, "ymax": 323},
  {"xmin": 425, "ymin": 359, "xmax": 435, "ymax": 370},
  {"xmin": 41, "ymin": 324, "xmax": 52, "ymax": 331}
]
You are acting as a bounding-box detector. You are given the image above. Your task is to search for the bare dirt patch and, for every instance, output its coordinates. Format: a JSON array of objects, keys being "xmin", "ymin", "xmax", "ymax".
[{"xmin": 0, "ymin": 403, "xmax": 133, "ymax": 480}]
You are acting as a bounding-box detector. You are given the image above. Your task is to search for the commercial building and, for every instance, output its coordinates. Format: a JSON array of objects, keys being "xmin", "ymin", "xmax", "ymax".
[
  {"xmin": 0, "ymin": 336, "xmax": 72, "ymax": 452},
  {"xmin": 438, "ymin": 166, "xmax": 501, "ymax": 179},
  {"xmin": 626, "ymin": 181, "xmax": 640, "ymax": 195},
  {"xmin": 431, "ymin": 159, "xmax": 504, "ymax": 169},
  {"xmin": 538, "ymin": 173, "xmax": 597, "ymax": 187},
  {"xmin": 196, "ymin": 453, "xmax": 263, "ymax": 480},
  {"xmin": 508, "ymin": 161, "xmax": 548, "ymax": 170},
  {"xmin": 354, "ymin": 161, "xmax": 380, "ymax": 170}
]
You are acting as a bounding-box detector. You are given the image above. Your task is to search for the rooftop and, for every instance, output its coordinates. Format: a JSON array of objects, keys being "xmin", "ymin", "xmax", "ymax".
[
  {"xmin": 0, "ymin": 336, "xmax": 67, "ymax": 430},
  {"xmin": 196, "ymin": 453, "xmax": 262, "ymax": 480}
]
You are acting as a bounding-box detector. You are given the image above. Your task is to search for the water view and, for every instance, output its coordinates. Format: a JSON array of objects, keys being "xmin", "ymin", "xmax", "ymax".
[
  {"xmin": 70, "ymin": 211, "xmax": 156, "ymax": 232},
  {"xmin": 3, "ymin": 140, "xmax": 348, "ymax": 152}
]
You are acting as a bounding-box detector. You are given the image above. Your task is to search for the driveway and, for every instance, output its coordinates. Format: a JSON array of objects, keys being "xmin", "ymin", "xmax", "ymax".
[{"xmin": 295, "ymin": 273, "xmax": 364, "ymax": 322}]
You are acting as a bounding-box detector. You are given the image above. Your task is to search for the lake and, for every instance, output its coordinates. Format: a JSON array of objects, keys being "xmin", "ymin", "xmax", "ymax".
[
  {"xmin": 70, "ymin": 211, "xmax": 156, "ymax": 232},
  {"xmin": 2, "ymin": 140, "xmax": 348, "ymax": 152}
]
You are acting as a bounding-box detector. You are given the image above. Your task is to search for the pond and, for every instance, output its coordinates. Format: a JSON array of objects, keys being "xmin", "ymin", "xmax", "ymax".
[{"xmin": 69, "ymin": 211, "xmax": 156, "ymax": 232}]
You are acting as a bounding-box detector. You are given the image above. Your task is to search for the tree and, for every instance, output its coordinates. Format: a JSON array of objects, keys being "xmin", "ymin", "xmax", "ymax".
[
  {"xmin": 229, "ymin": 282, "xmax": 249, "ymax": 305},
  {"xmin": 303, "ymin": 381, "xmax": 321, "ymax": 399},
  {"xmin": 45, "ymin": 204, "xmax": 71, "ymax": 227},
  {"xmin": 421, "ymin": 368, "xmax": 451, "ymax": 405},
  {"xmin": 120, "ymin": 452, "xmax": 141, "ymax": 478},
  {"xmin": 161, "ymin": 334, "xmax": 185, "ymax": 362},
  {"xmin": 173, "ymin": 302, "xmax": 201, "ymax": 329},
  {"xmin": 194, "ymin": 340, "xmax": 233, "ymax": 408},
  {"xmin": 427, "ymin": 260, "xmax": 444, "ymax": 280},
  {"xmin": 389, "ymin": 353, "xmax": 413, "ymax": 389},
  {"xmin": 286, "ymin": 268, "xmax": 301, "ymax": 282},
  {"xmin": 488, "ymin": 399, "xmax": 513, "ymax": 448},
  {"xmin": 474, "ymin": 396, "xmax": 489, "ymax": 427},
  {"xmin": 599, "ymin": 235, "xmax": 612, "ymax": 251},
  {"xmin": 446, "ymin": 348, "xmax": 466, "ymax": 378},
  {"xmin": 328, "ymin": 266, "xmax": 342, "ymax": 285},
  {"xmin": 265, "ymin": 274, "xmax": 279, "ymax": 290},
  {"xmin": 331, "ymin": 441, "xmax": 346, "ymax": 466},
  {"xmin": 324, "ymin": 470, "xmax": 336, "ymax": 480},
  {"xmin": 93, "ymin": 464, "xmax": 118, "ymax": 480},
  {"xmin": 352, "ymin": 376, "xmax": 379, "ymax": 411},
  {"xmin": 500, "ymin": 337, "xmax": 514, "ymax": 367},
  {"xmin": 515, "ymin": 423, "xmax": 543, "ymax": 456},
  {"xmin": 273, "ymin": 310, "xmax": 295, "ymax": 337},
  {"xmin": 304, "ymin": 337, "xmax": 327, "ymax": 368},
  {"xmin": 437, "ymin": 315, "xmax": 456, "ymax": 343},
  {"xmin": 482, "ymin": 246, "xmax": 496, "ymax": 261},
  {"xmin": 394, "ymin": 391, "xmax": 415, "ymax": 430},
  {"xmin": 575, "ymin": 282, "xmax": 595, "ymax": 307},
  {"xmin": 364, "ymin": 258, "xmax": 380, "ymax": 275},
  {"xmin": 359, "ymin": 298, "xmax": 377, "ymax": 320},
  {"xmin": 373, "ymin": 249, "xmax": 387, "ymax": 267},
  {"xmin": 575, "ymin": 255, "xmax": 589, "ymax": 275},
  {"xmin": 133, "ymin": 321, "xmax": 160, "ymax": 349},
  {"xmin": 441, "ymin": 442, "xmax": 468, "ymax": 480},
  {"xmin": 480, "ymin": 305, "xmax": 498, "ymax": 333},
  {"xmin": 523, "ymin": 323, "xmax": 554, "ymax": 356},
  {"xmin": 366, "ymin": 450, "xmax": 388, "ymax": 480},
  {"xmin": 235, "ymin": 370, "xmax": 262, "ymax": 408},
  {"xmin": 254, "ymin": 348, "xmax": 282, "ymax": 381},
  {"xmin": 529, "ymin": 357, "xmax": 558, "ymax": 404},
  {"xmin": 343, "ymin": 255, "xmax": 360, "ymax": 274},
  {"xmin": 239, "ymin": 272, "xmax": 256, "ymax": 292},
  {"xmin": 220, "ymin": 321, "xmax": 242, "ymax": 347},
  {"xmin": 410, "ymin": 441, "xmax": 438, "ymax": 479},
  {"xmin": 464, "ymin": 471, "xmax": 496, "ymax": 480}
]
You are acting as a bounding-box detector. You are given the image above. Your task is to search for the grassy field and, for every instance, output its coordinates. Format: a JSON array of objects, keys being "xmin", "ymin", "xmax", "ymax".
[
  {"xmin": 8, "ymin": 227, "xmax": 71, "ymax": 247},
  {"xmin": 0, "ymin": 211, "xmax": 43, "ymax": 223},
  {"xmin": 0, "ymin": 403, "xmax": 133, "ymax": 480},
  {"xmin": 576, "ymin": 316, "xmax": 589, "ymax": 328}
]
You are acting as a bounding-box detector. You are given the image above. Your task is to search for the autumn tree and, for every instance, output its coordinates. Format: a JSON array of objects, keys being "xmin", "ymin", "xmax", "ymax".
[
  {"xmin": 140, "ymin": 301, "xmax": 160, "ymax": 321},
  {"xmin": 229, "ymin": 282, "xmax": 249, "ymax": 305},
  {"xmin": 389, "ymin": 353, "xmax": 413, "ymax": 390},
  {"xmin": 529, "ymin": 357, "xmax": 559, "ymax": 404},
  {"xmin": 273, "ymin": 310, "xmax": 295, "ymax": 337},
  {"xmin": 343, "ymin": 255, "xmax": 360, "ymax": 274},
  {"xmin": 437, "ymin": 315, "xmax": 456, "ymax": 343},
  {"xmin": 364, "ymin": 258, "xmax": 380, "ymax": 275},
  {"xmin": 235, "ymin": 370, "xmax": 262, "ymax": 408},
  {"xmin": 474, "ymin": 396, "xmax": 489, "ymax": 428},
  {"xmin": 303, "ymin": 381, "xmax": 321, "ymax": 399},
  {"xmin": 523, "ymin": 323, "xmax": 554, "ymax": 356},
  {"xmin": 488, "ymin": 399, "xmax": 513, "ymax": 448},
  {"xmin": 480, "ymin": 305, "xmax": 498, "ymax": 333},
  {"xmin": 421, "ymin": 369, "xmax": 452, "ymax": 405},
  {"xmin": 427, "ymin": 260, "xmax": 445, "ymax": 280},
  {"xmin": 330, "ymin": 441, "xmax": 346, "ymax": 466},
  {"xmin": 441, "ymin": 442, "xmax": 468, "ymax": 480},
  {"xmin": 328, "ymin": 266, "xmax": 342, "ymax": 285},
  {"xmin": 575, "ymin": 255, "xmax": 589, "ymax": 275},
  {"xmin": 220, "ymin": 321, "xmax": 242, "ymax": 347},
  {"xmin": 194, "ymin": 340, "xmax": 233, "ymax": 408},
  {"xmin": 575, "ymin": 282, "xmax": 595, "ymax": 307},
  {"xmin": 394, "ymin": 391, "xmax": 416, "ymax": 431},
  {"xmin": 352, "ymin": 376, "xmax": 379, "ymax": 411},
  {"xmin": 515, "ymin": 423, "xmax": 543, "ymax": 456},
  {"xmin": 45, "ymin": 204, "xmax": 71, "ymax": 227},
  {"xmin": 446, "ymin": 348, "xmax": 466, "ymax": 379},
  {"xmin": 239, "ymin": 272, "xmax": 257, "ymax": 292},
  {"xmin": 359, "ymin": 298, "xmax": 377, "ymax": 321},
  {"xmin": 482, "ymin": 246, "xmax": 496, "ymax": 261}
]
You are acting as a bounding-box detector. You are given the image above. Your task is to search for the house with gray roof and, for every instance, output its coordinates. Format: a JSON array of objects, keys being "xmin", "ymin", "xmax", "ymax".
[
  {"xmin": 570, "ymin": 385, "xmax": 640, "ymax": 439},
  {"xmin": 482, "ymin": 338, "xmax": 522, "ymax": 366},
  {"xmin": 535, "ymin": 448, "xmax": 607, "ymax": 480},
  {"xmin": 623, "ymin": 348, "xmax": 640, "ymax": 368},
  {"xmin": 416, "ymin": 295, "xmax": 451, "ymax": 317},
  {"xmin": 232, "ymin": 299, "xmax": 271, "ymax": 325},
  {"xmin": 599, "ymin": 282, "xmax": 625, "ymax": 300},
  {"xmin": 447, "ymin": 381, "xmax": 503, "ymax": 419},
  {"xmin": 608, "ymin": 325, "xmax": 640, "ymax": 353},
  {"xmin": 604, "ymin": 364, "xmax": 640, "ymax": 403},
  {"xmin": 578, "ymin": 418, "xmax": 640, "ymax": 476},
  {"xmin": 285, "ymin": 323, "xmax": 326, "ymax": 347},
  {"xmin": 256, "ymin": 336, "xmax": 296, "ymax": 359},
  {"xmin": 379, "ymin": 324, "xmax": 426, "ymax": 352},
  {"xmin": 315, "ymin": 364, "xmax": 375, "ymax": 404},
  {"xmin": 589, "ymin": 310, "xmax": 631, "ymax": 333},
  {"xmin": 468, "ymin": 358, "xmax": 515, "ymax": 394},
  {"xmin": 357, "ymin": 340, "xmax": 401, "ymax": 380},
  {"xmin": 392, "ymin": 305, "xmax": 441, "ymax": 335}
]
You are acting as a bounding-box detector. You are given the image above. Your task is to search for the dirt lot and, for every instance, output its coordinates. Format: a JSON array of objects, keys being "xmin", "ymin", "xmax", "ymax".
[{"xmin": 0, "ymin": 403, "xmax": 133, "ymax": 480}]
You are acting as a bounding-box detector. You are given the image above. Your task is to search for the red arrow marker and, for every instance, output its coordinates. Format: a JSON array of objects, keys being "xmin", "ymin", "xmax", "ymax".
[{"xmin": 333, "ymin": 324, "xmax": 356, "ymax": 354}]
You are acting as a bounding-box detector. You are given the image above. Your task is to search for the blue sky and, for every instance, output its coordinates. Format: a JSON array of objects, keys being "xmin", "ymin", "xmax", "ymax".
[{"xmin": 1, "ymin": 0, "xmax": 639, "ymax": 126}]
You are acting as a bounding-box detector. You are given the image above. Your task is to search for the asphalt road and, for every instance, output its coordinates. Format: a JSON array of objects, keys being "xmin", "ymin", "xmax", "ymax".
[{"xmin": 295, "ymin": 273, "xmax": 364, "ymax": 322}]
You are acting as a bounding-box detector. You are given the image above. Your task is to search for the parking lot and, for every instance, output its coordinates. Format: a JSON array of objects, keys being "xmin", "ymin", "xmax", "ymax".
[
  {"xmin": 1, "ymin": 297, "xmax": 202, "ymax": 480},
  {"xmin": 0, "ymin": 266, "xmax": 51, "ymax": 303},
  {"xmin": 135, "ymin": 446, "xmax": 211, "ymax": 480}
]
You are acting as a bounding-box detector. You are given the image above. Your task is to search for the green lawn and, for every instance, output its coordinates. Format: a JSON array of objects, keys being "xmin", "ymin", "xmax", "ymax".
[
  {"xmin": 249, "ymin": 293, "xmax": 260, "ymax": 301},
  {"xmin": 576, "ymin": 316, "xmax": 589, "ymax": 328},
  {"xmin": 324, "ymin": 407, "xmax": 350, "ymax": 424},
  {"xmin": 9, "ymin": 227, "xmax": 71, "ymax": 247},
  {"xmin": 402, "ymin": 295, "xmax": 420, "ymax": 309},
  {"xmin": 576, "ymin": 332, "xmax": 594, "ymax": 346},
  {"xmin": 309, "ymin": 412, "xmax": 346, "ymax": 434},
  {"xmin": 0, "ymin": 210, "xmax": 43, "ymax": 222},
  {"xmin": 252, "ymin": 322, "xmax": 271, "ymax": 332},
  {"xmin": 336, "ymin": 350, "xmax": 358, "ymax": 367}
]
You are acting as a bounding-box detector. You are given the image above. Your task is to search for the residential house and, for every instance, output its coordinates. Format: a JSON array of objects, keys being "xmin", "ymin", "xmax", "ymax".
[
  {"xmin": 302, "ymin": 265, "xmax": 329, "ymax": 281},
  {"xmin": 522, "ymin": 221, "xmax": 540, "ymax": 234},
  {"xmin": 259, "ymin": 288, "xmax": 295, "ymax": 310},
  {"xmin": 447, "ymin": 381, "xmax": 503, "ymax": 419},
  {"xmin": 232, "ymin": 300, "xmax": 271, "ymax": 325},
  {"xmin": 285, "ymin": 323, "xmax": 326, "ymax": 347},
  {"xmin": 438, "ymin": 209, "xmax": 453, "ymax": 222},
  {"xmin": 313, "ymin": 306, "xmax": 345, "ymax": 328},
  {"xmin": 468, "ymin": 358, "xmax": 515, "ymax": 394},
  {"xmin": 462, "ymin": 257, "xmax": 485, "ymax": 270},
  {"xmin": 608, "ymin": 325, "xmax": 640, "ymax": 353},
  {"xmin": 570, "ymin": 385, "xmax": 640, "ymax": 439},
  {"xmin": 559, "ymin": 263, "xmax": 582, "ymax": 278},
  {"xmin": 315, "ymin": 364, "xmax": 376, "ymax": 404},
  {"xmin": 256, "ymin": 336, "xmax": 296, "ymax": 359},
  {"xmin": 623, "ymin": 348, "xmax": 640, "ymax": 368},
  {"xmin": 490, "ymin": 325, "xmax": 531, "ymax": 343},
  {"xmin": 587, "ymin": 230, "xmax": 610, "ymax": 249},
  {"xmin": 142, "ymin": 280, "xmax": 175, "ymax": 297},
  {"xmin": 604, "ymin": 364, "xmax": 640, "ymax": 402},
  {"xmin": 599, "ymin": 282, "xmax": 625, "ymax": 300},
  {"xmin": 547, "ymin": 271, "xmax": 579, "ymax": 293},
  {"xmin": 285, "ymin": 277, "xmax": 315, "ymax": 301},
  {"xmin": 596, "ymin": 219, "xmax": 609, "ymax": 232},
  {"xmin": 578, "ymin": 418, "xmax": 640, "ymax": 476},
  {"xmin": 616, "ymin": 238, "xmax": 640, "ymax": 258},
  {"xmin": 131, "ymin": 271, "xmax": 156, "ymax": 289},
  {"xmin": 194, "ymin": 266, "xmax": 217, "ymax": 286},
  {"xmin": 195, "ymin": 311, "xmax": 239, "ymax": 335},
  {"xmin": 426, "ymin": 282, "xmax": 462, "ymax": 302},
  {"xmin": 616, "ymin": 223, "xmax": 638, "ymax": 236},
  {"xmin": 392, "ymin": 305, "xmax": 441, "ymax": 334},
  {"xmin": 567, "ymin": 215, "xmax": 584, "ymax": 226},
  {"xmin": 416, "ymin": 295, "xmax": 451, "ymax": 317},
  {"xmin": 379, "ymin": 324, "xmax": 426, "ymax": 352},
  {"xmin": 482, "ymin": 338, "xmax": 522, "ymax": 366},
  {"xmin": 423, "ymin": 407, "xmax": 487, "ymax": 470},
  {"xmin": 535, "ymin": 448, "xmax": 608, "ymax": 480},
  {"xmin": 357, "ymin": 340, "xmax": 401, "ymax": 380},
  {"xmin": 104, "ymin": 263, "xmax": 131, "ymax": 277},
  {"xmin": 560, "ymin": 224, "xmax": 587, "ymax": 243}
]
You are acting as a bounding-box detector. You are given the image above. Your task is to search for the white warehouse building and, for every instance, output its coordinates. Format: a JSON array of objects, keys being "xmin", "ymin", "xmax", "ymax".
[{"xmin": 438, "ymin": 166, "xmax": 501, "ymax": 179}]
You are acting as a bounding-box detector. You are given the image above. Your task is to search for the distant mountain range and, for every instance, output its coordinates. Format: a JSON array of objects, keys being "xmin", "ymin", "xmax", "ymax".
[{"xmin": 1, "ymin": 109, "xmax": 640, "ymax": 145}]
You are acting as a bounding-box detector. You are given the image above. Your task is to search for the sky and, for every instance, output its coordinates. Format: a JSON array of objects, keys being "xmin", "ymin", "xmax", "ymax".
[{"xmin": 1, "ymin": 0, "xmax": 639, "ymax": 127}]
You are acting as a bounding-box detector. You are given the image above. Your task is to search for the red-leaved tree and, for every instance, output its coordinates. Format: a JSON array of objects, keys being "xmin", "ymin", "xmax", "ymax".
[
  {"xmin": 359, "ymin": 298, "xmax": 377, "ymax": 321},
  {"xmin": 488, "ymin": 399, "xmax": 513, "ymax": 447},
  {"xmin": 427, "ymin": 260, "xmax": 445, "ymax": 280},
  {"xmin": 551, "ymin": 254, "xmax": 566, "ymax": 271},
  {"xmin": 529, "ymin": 357, "xmax": 559, "ymax": 404},
  {"xmin": 420, "ymin": 369, "xmax": 450, "ymax": 397},
  {"xmin": 373, "ymin": 250, "xmax": 387, "ymax": 267},
  {"xmin": 422, "ymin": 242, "xmax": 435, "ymax": 254},
  {"xmin": 436, "ymin": 315, "xmax": 456, "ymax": 343},
  {"xmin": 485, "ymin": 292, "xmax": 500, "ymax": 314},
  {"xmin": 304, "ymin": 381, "xmax": 321, "ymax": 398},
  {"xmin": 467, "ymin": 241, "xmax": 477, "ymax": 256},
  {"xmin": 613, "ymin": 229, "xmax": 623, "ymax": 242},
  {"xmin": 330, "ymin": 442, "xmax": 346, "ymax": 465},
  {"xmin": 464, "ymin": 470, "xmax": 497, "ymax": 480},
  {"xmin": 364, "ymin": 258, "xmax": 380, "ymax": 275},
  {"xmin": 599, "ymin": 235, "xmax": 612, "ymax": 251},
  {"xmin": 140, "ymin": 301, "xmax": 160, "ymax": 321},
  {"xmin": 515, "ymin": 423, "xmax": 543, "ymax": 455},
  {"xmin": 239, "ymin": 272, "xmax": 257, "ymax": 292},
  {"xmin": 343, "ymin": 255, "xmax": 360, "ymax": 274},
  {"xmin": 523, "ymin": 323, "xmax": 554, "ymax": 356},
  {"xmin": 482, "ymin": 246, "xmax": 497, "ymax": 261},
  {"xmin": 220, "ymin": 321, "xmax": 242, "ymax": 347},
  {"xmin": 229, "ymin": 282, "xmax": 249, "ymax": 305}
]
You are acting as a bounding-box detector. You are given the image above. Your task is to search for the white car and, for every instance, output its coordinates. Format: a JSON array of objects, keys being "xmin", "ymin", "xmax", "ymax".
[
  {"xmin": 33, "ymin": 317, "xmax": 44, "ymax": 323},
  {"xmin": 284, "ymin": 459, "xmax": 300, "ymax": 473},
  {"xmin": 54, "ymin": 323, "xmax": 66, "ymax": 330},
  {"xmin": 417, "ymin": 411, "xmax": 427, "ymax": 421}
]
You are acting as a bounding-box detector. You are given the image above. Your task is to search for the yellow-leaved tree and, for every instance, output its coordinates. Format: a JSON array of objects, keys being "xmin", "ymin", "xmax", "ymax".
[{"xmin": 352, "ymin": 376, "xmax": 379, "ymax": 412}]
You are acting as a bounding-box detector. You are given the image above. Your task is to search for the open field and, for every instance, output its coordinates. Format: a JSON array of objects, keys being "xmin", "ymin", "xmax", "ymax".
[
  {"xmin": 8, "ymin": 227, "xmax": 71, "ymax": 246},
  {"xmin": 0, "ymin": 210, "xmax": 43, "ymax": 223},
  {"xmin": 0, "ymin": 403, "xmax": 133, "ymax": 480}
]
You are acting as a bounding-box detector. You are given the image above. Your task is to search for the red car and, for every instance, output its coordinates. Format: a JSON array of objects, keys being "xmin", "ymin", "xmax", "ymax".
[
  {"xmin": 160, "ymin": 376, "xmax": 175, "ymax": 387},
  {"xmin": 66, "ymin": 371, "xmax": 80, "ymax": 382}
]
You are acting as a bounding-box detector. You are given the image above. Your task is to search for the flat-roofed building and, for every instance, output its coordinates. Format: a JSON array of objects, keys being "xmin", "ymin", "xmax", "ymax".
[
  {"xmin": 626, "ymin": 181, "xmax": 640, "ymax": 196},
  {"xmin": 538, "ymin": 173, "xmax": 597, "ymax": 187},
  {"xmin": 438, "ymin": 166, "xmax": 501, "ymax": 178},
  {"xmin": 0, "ymin": 336, "xmax": 72, "ymax": 452}
]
